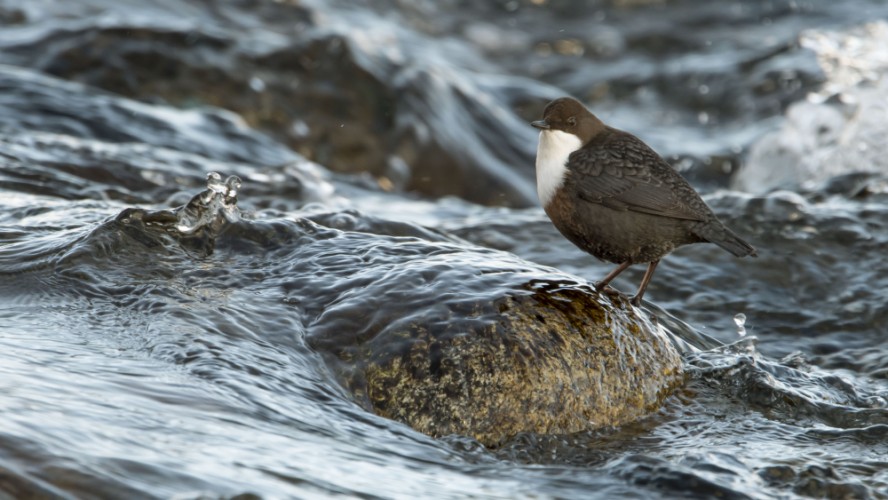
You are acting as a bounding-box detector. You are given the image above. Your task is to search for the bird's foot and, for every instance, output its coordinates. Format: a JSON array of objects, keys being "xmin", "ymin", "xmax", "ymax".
[
  {"xmin": 629, "ymin": 295, "xmax": 644, "ymax": 307},
  {"xmin": 596, "ymin": 285, "xmax": 624, "ymax": 301},
  {"xmin": 593, "ymin": 280, "xmax": 614, "ymax": 291}
]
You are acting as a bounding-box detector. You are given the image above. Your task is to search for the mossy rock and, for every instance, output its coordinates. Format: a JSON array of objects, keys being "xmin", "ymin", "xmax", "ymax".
[{"xmin": 330, "ymin": 282, "xmax": 683, "ymax": 447}]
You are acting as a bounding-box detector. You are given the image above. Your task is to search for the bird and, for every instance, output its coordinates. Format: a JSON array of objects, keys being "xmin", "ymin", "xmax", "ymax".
[{"xmin": 531, "ymin": 97, "xmax": 755, "ymax": 306}]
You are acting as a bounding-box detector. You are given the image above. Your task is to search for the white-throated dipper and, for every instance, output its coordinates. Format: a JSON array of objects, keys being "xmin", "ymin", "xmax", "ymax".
[{"xmin": 532, "ymin": 97, "xmax": 756, "ymax": 305}]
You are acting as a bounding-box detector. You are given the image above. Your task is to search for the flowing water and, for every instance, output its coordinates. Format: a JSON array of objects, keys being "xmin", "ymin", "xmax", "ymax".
[{"xmin": 1, "ymin": 0, "xmax": 887, "ymax": 498}]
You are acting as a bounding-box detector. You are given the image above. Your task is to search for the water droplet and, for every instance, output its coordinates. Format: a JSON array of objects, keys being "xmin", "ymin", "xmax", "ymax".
[
  {"xmin": 225, "ymin": 175, "xmax": 242, "ymax": 192},
  {"xmin": 249, "ymin": 76, "xmax": 266, "ymax": 92},
  {"xmin": 733, "ymin": 313, "xmax": 747, "ymax": 337},
  {"xmin": 291, "ymin": 120, "xmax": 310, "ymax": 138},
  {"xmin": 206, "ymin": 172, "xmax": 225, "ymax": 193},
  {"xmin": 224, "ymin": 175, "xmax": 242, "ymax": 204}
]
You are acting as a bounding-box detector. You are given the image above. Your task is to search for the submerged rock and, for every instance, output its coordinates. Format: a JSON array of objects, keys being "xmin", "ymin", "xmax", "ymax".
[{"xmin": 0, "ymin": 2, "xmax": 543, "ymax": 207}]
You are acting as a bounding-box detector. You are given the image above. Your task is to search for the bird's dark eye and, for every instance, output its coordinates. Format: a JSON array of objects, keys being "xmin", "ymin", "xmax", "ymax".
[{"xmin": 567, "ymin": 116, "xmax": 577, "ymax": 127}]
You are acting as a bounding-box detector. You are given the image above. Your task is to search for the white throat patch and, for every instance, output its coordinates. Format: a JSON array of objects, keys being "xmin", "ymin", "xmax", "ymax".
[{"xmin": 535, "ymin": 129, "xmax": 583, "ymax": 206}]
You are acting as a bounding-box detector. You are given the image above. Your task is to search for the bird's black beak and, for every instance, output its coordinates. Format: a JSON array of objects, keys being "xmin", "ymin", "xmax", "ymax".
[{"xmin": 531, "ymin": 120, "xmax": 550, "ymax": 130}]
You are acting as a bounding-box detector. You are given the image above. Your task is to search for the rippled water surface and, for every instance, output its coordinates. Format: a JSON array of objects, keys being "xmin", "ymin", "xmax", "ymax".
[{"xmin": 1, "ymin": 0, "xmax": 887, "ymax": 498}]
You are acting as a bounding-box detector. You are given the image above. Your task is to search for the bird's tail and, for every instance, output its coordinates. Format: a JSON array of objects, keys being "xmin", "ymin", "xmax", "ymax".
[{"xmin": 698, "ymin": 225, "xmax": 757, "ymax": 258}]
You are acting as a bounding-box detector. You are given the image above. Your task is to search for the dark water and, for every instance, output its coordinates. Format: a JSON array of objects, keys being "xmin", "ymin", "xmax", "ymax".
[{"xmin": 1, "ymin": 0, "xmax": 887, "ymax": 498}]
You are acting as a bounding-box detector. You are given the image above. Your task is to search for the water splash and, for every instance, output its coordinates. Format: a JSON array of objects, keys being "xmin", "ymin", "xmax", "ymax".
[
  {"xmin": 111, "ymin": 172, "xmax": 245, "ymax": 257},
  {"xmin": 801, "ymin": 21, "xmax": 888, "ymax": 103},
  {"xmin": 736, "ymin": 21, "xmax": 888, "ymax": 192},
  {"xmin": 733, "ymin": 313, "xmax": 747, "ymax": 337},
  {"xmin": 176, "ymin": 172, "xmax": 243, "ymax": 234}
]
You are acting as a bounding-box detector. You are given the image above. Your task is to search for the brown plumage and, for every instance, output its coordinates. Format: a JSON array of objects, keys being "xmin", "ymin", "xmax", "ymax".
[{"xmin": 532, "ymin": 97, "xmax": 755, "ymax": 305}]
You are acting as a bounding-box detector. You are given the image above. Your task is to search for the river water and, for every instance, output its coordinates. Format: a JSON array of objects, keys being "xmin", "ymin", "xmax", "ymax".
[{"xmin": 1, "ymin": 0, "xmax": 886, "ymax": 498}]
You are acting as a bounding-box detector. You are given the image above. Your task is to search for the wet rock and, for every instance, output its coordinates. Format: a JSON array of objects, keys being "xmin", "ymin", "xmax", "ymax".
[{"xmin": 351, "ymin": 286, "xmax": 683, "ymax": 446}]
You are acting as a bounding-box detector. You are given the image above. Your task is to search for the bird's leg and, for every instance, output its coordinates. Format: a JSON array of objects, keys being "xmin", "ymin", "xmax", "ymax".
[
  {"xmin": 630, "ymin": 260, "xmax": 660, "ymax": 306},
  {"xmin": 595, "ymin": 261, "xmax": 632, "ymax": 290}
]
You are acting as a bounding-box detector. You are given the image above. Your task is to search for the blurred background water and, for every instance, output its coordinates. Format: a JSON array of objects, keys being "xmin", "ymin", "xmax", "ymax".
[{"xmin": 1, "ymin": 0, "xmax": 887, "ymax": 498}]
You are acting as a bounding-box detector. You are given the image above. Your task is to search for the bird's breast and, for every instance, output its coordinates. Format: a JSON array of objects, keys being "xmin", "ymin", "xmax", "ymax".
[{"xmin": 535, "ymin": 130, "xmax": 582, "ymax": 207}]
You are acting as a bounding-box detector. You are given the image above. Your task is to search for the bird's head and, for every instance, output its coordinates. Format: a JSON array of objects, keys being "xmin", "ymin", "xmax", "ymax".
[{"xmin": 531, "ymin": 97, "xmax": 604, "ymax": 145}]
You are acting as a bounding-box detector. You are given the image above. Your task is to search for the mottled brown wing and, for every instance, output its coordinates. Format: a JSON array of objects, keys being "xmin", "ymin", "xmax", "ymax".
[{"xmin": 566, "ymin": 131, "xmax": 710, "ymax": 221}]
